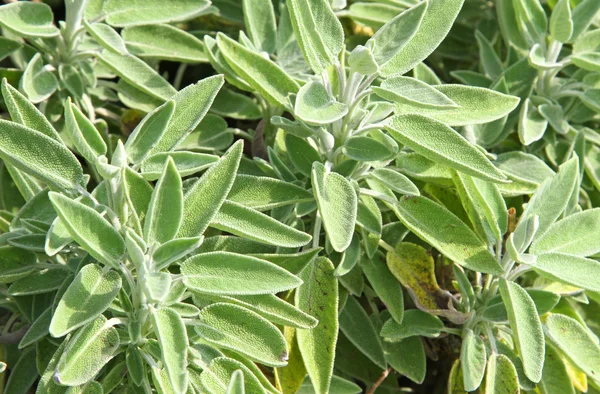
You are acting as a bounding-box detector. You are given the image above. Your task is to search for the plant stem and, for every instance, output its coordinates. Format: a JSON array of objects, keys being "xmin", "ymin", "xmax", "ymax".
[{"xmin": 367, "ymin": 367, "xmax": 392, "ymax": 394}]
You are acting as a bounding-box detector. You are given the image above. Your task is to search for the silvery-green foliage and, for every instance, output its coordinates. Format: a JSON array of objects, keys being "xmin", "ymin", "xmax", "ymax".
[{"xmin": 1, "ymin": 0, "xmax": 600, "ymax": 393}]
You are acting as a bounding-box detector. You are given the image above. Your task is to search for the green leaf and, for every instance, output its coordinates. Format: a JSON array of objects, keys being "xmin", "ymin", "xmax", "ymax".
[
  {"xmin": 212, "ymin": 201, "xmax": 312, "ymax": 248},
  {"xmin": 379, "ymin": 0, "xmax": 464, "ymax": 76},
  {"xmin": 181, "ymin": 252, "xmax": 302, "ymax": 295},
  {"xmin": 512, "ymin": 0, "xmax": 547, "ymax": 45},
  {"xmin": 152, "ymin": 307, "xmax": 189, "ymax": 394},
  {"xmin": 528, "ymin": 253, "xmax": 600, "ymax": 292},
  {"xmin": 485, "ymin": 354, "xmax": 519, "ymax": 394},
  {"xmin": 550, "ymin": 0, "xmax": 573, "ymax": 42},
  {"xmin": 380, "ymin": 309, "xmax": 443, "ymax": 341},
  {"xmin": 348, "ymin": 45, "xmax": 378, "ymax": 75},
  {"xmin": 179, "ymin": 140, "xmax": 243, "ymax": 237},
  {"xmin": 366, "ymin": 2, "xmax": 427, "ymax": 68},
  {"xmin": 512, "ymin": 157, "xmax": 579, "ymax": 250},
  {"xmin": 196, "ymin": 303, "xmax": 288, "ymax": 367},
  {"xmin": 344, "ymin": 136, "xmax": 397, "ymax": 162},
  {"xmin": 298, "ymin": 375, "xmax": 362, "ymax": 394},
  {"xmin": 49, "ymin": 192, "xmax": 125, "ymax": 268},
  {"xmin": 50, "ymin": 264, "xmax": 121, "ymax": 338},
  {"xmin": 4, "ymin": 348, "xmax": 37, "ymax": 394},
  {"xmin": 20, "ymin": 53, "xmax": 58, "ymax": 104},
  {"xmin": 152, "ymin": 236, "xmax": 204, "ymax": 270},
  {"xmin": 312, "ymin": 162, "xmax": 357, "ymax": 252},
  {"xmin": 84, "ymin": 21, "xmax": 128, "ymax": 55},
  {"xmin": 286, "ymin": 0, "xmax": 344, "ymax": 73},
  {"xmin": 217, "ymin": 33, "xmax": 299, "ymax": 108},
  {"xmin": 243, "ymin": 0, "xmax": 277, "ymax": 54},
  {"xmin": 103, "ymin": 0, "xmax": 212, "ymax": 27},
  {"xmin": 199, "ymin": 357, "xmax": 266, "ymax": 394},
  {"xmin": 475, "ymin": 30, "xmax": 504, "ymax": 80},
  {"xmin": 394, "ymin": 85, "xmax": 520, "ymax": 126},
  {"xmin": 0, "ymin": 2, "xmax": 59, "ymax": 38},
  {"xmin": 374, "ymin": 76, "xmax": 457, "ymax": 109},
  {"xmin": 384, "ymin": 336, "xmax": 426, "ymax": 384},
  {"xmin": 144, "ymin": 157, "xmax": 182, "ymax": 245},
  {"xmin": 64, "ymin": 98, "xmax": 107, "ymax": 163},
  {"xmin": 295, "ymin": 257, "xmax": 338, "ymax": 394},
  {"xmin": 122, "ymin": 24, "xmax": 208, "ymax": 63},
  {"xmin": 8, "ymin": 268, "xmax": 69, "ymax": 295},
  {"xmin": 294, "ymin": 81, "xmax": 348, "ymax": 125},
  {"xmin": 570, "ymin": 0, "xmax": 600, "ymax": 41},
  {"xmin": 19, "ymin": 307, "xmax": 52, "ymax": 349},
  {"xmin": 1, "ymin": 78, "xmax": 60, "ymax": 141},
  {"xmin": 285, "ymin": 134, "xmax": 322, "ymax": 177},
  {"xmin": 498, "ymin": 279, "xmax": 544, "ymax": 382},
  {"xmin": 227, "ymin": 370, "xmax": 245, "ymax": 394},
  {"xmin": 529, "ymin": 209, "xmax": 600, "ymax": 257},
  {"xmin": 386, "ymin": 115, "xmax": 508, "ymax": 183},
  {"xmin": 460, "ymin": 328, "xmax": 486, "ymax": 391},
  {"xmin": 197, "ymin": 293, "xmax": 317, "ymax": 329},
  {"xmin": 141, "ymin": 152, "xmax": 218, "ymax": 181},
  {"xmin": 0, "ymin": 245, "xmax": 37, "ymax": 283},
  {"xmin": 211, "ymin": 88, "xmax": 261, "ymax": 120},
  {"xmin": 544, "ymin": 313, "xmax": 600, "ymax": 379},
  {"xmin": 518, "ymin": 98, "xmax": 547, "ymax": 146},
  {"xmin": 227, "ymin": 175, "xmax": 314, "ymax": 211},
  {"xmin": 97, "ymin": 51, "xmax": 176, "ymax": 101},
  {"xmin": 125, "ymin": 100, "xmax": 176, "ymax": 164},
  {"xmin": 339, "ymin": 296, "xmax": 386, "ymax": 369},
  {"xmin": 370, "ymin": 168, "xmax": 419, "ymax": 196},
  {"xmin": 55, "ymin": 316, "xmax": 120, "ymax": 386},
  {"xmin": 360, "ymin": 253, "xmax": 404, "ymax": 323},
  {"xmin": 152, "ymin": 75, "xmax": 224, "ymax": 153},
  {"xmin": 539, "ymin": 344, "xmax": 575, "ymax": 394}
]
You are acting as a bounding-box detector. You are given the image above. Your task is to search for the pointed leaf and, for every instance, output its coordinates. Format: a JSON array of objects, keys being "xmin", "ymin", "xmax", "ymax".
[
  {"xmin": 485, "ymin": 354, "xmax": 519, "ymax": 394},
  {"xmin": 64, "ymin": 99, "xmax": 107, "ymax": 163},
  {"xmin": 181, "ymin": 252, "xmax": 302, "ymax": 295},
  {"xmin": 498, "ymin": 279, "xmax": 544, "ymax": 382},
  {"xmin": 50, "ymin": 264, "xmax": 121, "ymax": 338},
  {"xmin": 196, "ymin": 303, "xmax": 288, "ymax": 367},
  {"xmin": 380, "ymin": 309, "xmax": 443, "ymax": 341},
  {"xmin": 227, "ymin": 175, "xmax": 313, "ymax": 211},
  {"xmin": 243, "ymin": 0, "xmax": 277, "ymax": 53},
  {"xmin": 374, "ymin": 76, "xmax": 457, "ymax": 109},
  {"xmin": 294, "ymin": 81, "xmax": 348, "ymax": 125},
  {"xmin": 529, "ymin": 253, "xmax": 600, "ymax": 292},
  {"xmin": 312, "ymin": 162, "xmax": 357, "ymax": 252},
  {"xmin": 103, "ymin": 0, "xmax": 211, "ymax": 27},
  {"xmin": 199, "ymin": 357, "xmax": 266, "ymax": 394},
  {"xmin": 49, "ymin": 193, "xmax": 125, "ymax": 268},
  {"xmin": 125, "ymin": 100, "xmax": 176, "ymax": 164},
  {"xmin": 360, "ymin": 253, "xmax": 404, "ymax": 323},
  {"xmin": 461, "ymin": 328, "xmax": 486, "ymax": 391},
  {"xmin": 295, "ymin": 257, "xmax": 338, "ymax": 394},
  {"xmin": 152, "ymin": 307, "xmax": 188, "ymax": 394},
  {"xmin": 179, "ymin": 140, "xmax": 243, "ymax": 237},
  {"xmin": 84, "ymin": 21, "xmax": 128, "ymax": 55}
]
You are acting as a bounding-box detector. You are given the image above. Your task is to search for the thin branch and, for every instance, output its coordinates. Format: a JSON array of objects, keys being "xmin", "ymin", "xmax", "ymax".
[{"xmin": 367, "ymin": 367, "xmax": 392, "ymax": 394}]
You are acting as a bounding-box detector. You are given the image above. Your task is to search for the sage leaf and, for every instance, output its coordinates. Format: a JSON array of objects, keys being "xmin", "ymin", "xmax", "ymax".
[
  {"xmin": 295, "ymin": 257, "xmax": 338, "ymax": 394},
  {"xmin": 0, "ymin": 2, "xmax": 59, "ymax": 38},
  {"xmin": 199, "ymin": 357, "xmax": 266, "ymax": 394},
  {"xmin": 8, "ymin": 268, "xmax": 69, "ymax": 296},
  {"xmin": 103, "ymin": 0, "xmax": 212, "ymax": 27},
  {"xmin": 196, "ymin": 303, "xmax": 288, "ymax": 367},
  {"xmin": 97, "ymin": 51, "xmax": 177, "ymax": 101},
  {"xmin": 312, "ymin": 162, "xmax": 357, "ymax": 252},
  {"xmin": 485, "ymin": 354, "xmax": 519, "ymax": 394},
  {"xmin": 371, "ymin": 168, "xmax": 419, "ymax": 196},
  {"xmin": 144, "ymin": 157, "xmax": 183, "ymax": 245},
  {"xmin": 285, "ymin": 134, "xmax": 322, "ymax": 177},
  {"xmin": 21, "ymin": 53, "xmax": 57, "ymax": 104},
  {"xmin": 141, "ymin": 152, "xmax": 218, "ymax": 181},
  {"xmin": 212, "ymin": 201, "xmax": 312, "ymax": 248},
  {"xmin": 152, "ymin": 307, "xmax": 188, "ymax": 394},
  {"xmin": 19, "ymin": 307, "xmax": 52, "ymax": 349},
  {"xmin": 460, "ymin": 328, "xmax": 486, "ymax": 391},
  {"xmin": 386, "ymin": 114, "xmax": 508, "ymax": 183},
  {"xmin": 227, "ymin": 175, "xmax": 314, "ymax": 211},
  {"xmin": 0, "ymin": 245, "xmax": 37, "ymax": 283},
  {"xmin": 125, "ymin": 100, "xmax": 176, "ymax": 164},
  {"xmin": 374, "ymin": 76, "xmax": 457, "ymax": 109},
  {"xmin": 217, "ymin": 33, "xmax": 299, "ymax": 108},
  {"xmin": 339, "ymin": 296, "xmax": 386, "ymax": 369},
  {"xmin": 64, "ymin": 98, "xmax": 107, "ymax": 164},
  {"xmin": 286, "ymin": 0, "xmax": 344, "ymax": 73},
  {"xmin": 55, "ymin": 316, "xmax": 120, "ymax": 386},
  {"xmin": 498, "ymin": 279, "xmax": 544, "ymax": 382},
  {"xmin": 379, "ymin": 0, "xmax": 464, "ymax": 76},
  {"xmin": 380, "ymin": 309, "xmax": 443, "ymax": 342},
  {"xmin": 179, "ymin": 140, "xmax": 242, "ymax": 238},
  {"xmin": 50, "ymin": 264, "xmax": 121, "ymax": 338},
  {"xmin": 391, "ymin": 196, "xmax": 502, "ymax": 274},
  {"xmin": 529, "ymin": 209, "xmax": 600, "ymax": 257},
  {"xmin": 181, "ymin": 252, "xmax": 302, "ymax": 295},
  {"xmin": 550, "ymin": 0, "xmax": 573, "ymax": 43},
  {"xmin": 122, "ymin": 24, "xmax": 208, "ymax": 63},
  {"xmin": 539, "ymin": 344, "xmax": 575, "ymax": 394},
  {"xmin": 529, "ymin": 253, "xmax": 600, "ymax": 292},
  {"xmin": 360, "ymin": 253, "xmax": 404, "ymax": 323},
  {"xmin": 49, "ymin": 192, "xmax": 125, "ymax": 268},
  {"xmin": 544, "ymin": 313, "xmax": 600, "ymax": 379},
  {"xmin": 1, "ymin": 78, "xmax": 60, "ymax": 141},
  {"xmin": 384, "ymin": 336, "xmax": 426, "ymax": 384},
  {"xmin": 4, "ymin": 348, "xmax": 37, "ymax": 394},
  {"xmin": 83, "ymin": 21, "xmax": 128, "ymax": 55},
  {"xmin": 294, "ymin": 81, "xmax": 348, "ymax": 125},
  {"xmin": 227, "ymin": 370, "xmax": 245, "ymax": 394},
  {"xmin": 243, "ymin": 0, "xmax": 277, "ymax": 54}
]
